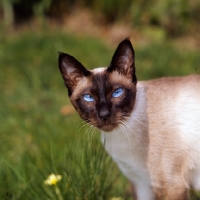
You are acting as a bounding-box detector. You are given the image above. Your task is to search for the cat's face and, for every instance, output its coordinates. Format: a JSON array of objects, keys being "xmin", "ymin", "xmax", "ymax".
[{"xmin": 58, "ymin": 39, "xmax": 137, "ymax": 132}]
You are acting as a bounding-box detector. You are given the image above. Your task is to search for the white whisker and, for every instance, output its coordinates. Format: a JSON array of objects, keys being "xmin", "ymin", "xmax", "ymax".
[
  {"xmin": 84, "ymin": 122, "xmax": 97, "ymax": 147},
  {"xmin": 120, "ymin": 120, "xmax": 145, "ymax": 152},
  {"xmin": 76, "ymin": 120, "xmax": 91, "ymax": 134},
  {"xmin": 119, "ymin": 123, "xmax": 133, "ymax": 163},
  {"xmin": 84, "ymin": 124, "xmax": 93, "ymax": 142}
]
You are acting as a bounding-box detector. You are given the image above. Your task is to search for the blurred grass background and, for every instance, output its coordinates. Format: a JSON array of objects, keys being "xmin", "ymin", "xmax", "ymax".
[{"xmin": 0, "ymin": 0, "xmax": 200, "ymax": 200}]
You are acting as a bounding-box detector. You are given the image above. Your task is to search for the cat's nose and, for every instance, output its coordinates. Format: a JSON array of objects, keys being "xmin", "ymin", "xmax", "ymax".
[{"xmin": 99, "ymin": 106, "xmax": 111, "ymax": 121}]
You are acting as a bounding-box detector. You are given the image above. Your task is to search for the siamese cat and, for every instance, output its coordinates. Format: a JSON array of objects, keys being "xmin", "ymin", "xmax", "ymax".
[{"xmin": 58, "ymin": 38, "xmax": 200, "ymax": 200}]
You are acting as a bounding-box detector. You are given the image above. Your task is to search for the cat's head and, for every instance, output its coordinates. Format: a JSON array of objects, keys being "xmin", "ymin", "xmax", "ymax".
[{"xmin": 58, "ymin": 38, "xmax": 137, "ymax": 132}]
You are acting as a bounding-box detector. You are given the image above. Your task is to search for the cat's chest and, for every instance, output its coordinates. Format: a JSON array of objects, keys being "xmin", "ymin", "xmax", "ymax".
[{"xmin": 101, "ymin": 126, "xmax": 149, "ymax": 182}]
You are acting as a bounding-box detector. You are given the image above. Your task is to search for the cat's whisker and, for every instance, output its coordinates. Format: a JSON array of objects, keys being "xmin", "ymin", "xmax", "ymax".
[
  {"xmin": 77, "ymin": 124, "xmax": 87, "ymax": 135},
  {"xmin": 120, "ymin": 120, "xmax": 145, "ymax": 152},
  {"xmin": 118, "ymin": 123, "xmax": 133, "ymax": 162},
  {"xmin": 87, "ymin": 124, "xmax": 95, "ymax": 137},
  {"xmin": 120, "ymin": 120, "xmax": 131, "ymax": 129},
  {"xmin": 83, "ymin": 126, "xmax": 92, "ymax": 144},
  {"xmin": 76, "ymin": 119, "xmax": 88, "ymax": 128},
  {"xmin": 77, "ymin": 120, "xmax": 95, "ymax": 147},
  {"xmin": 78, "ymin": 120, "xmax": 89, "ymax": 126},
  {"xmin": 118, "ymin": 123, "xmax": 126, "ymax": 140},
  {"xmin": 82, "ymin": 129, "xmax": 92, "ymax": 152},
  {"xmin": 82, "ymin": 123, "xmax": 90, "ymax": 140},
  {"xmin": 88, "ymin": 122, "xmax": 97, "ymax": 136},
  {"xmin": 89, "ymin": 126, "xmax": 96, "ymax": 146},
  {"xmin": 84, "ymin": 122, "xmax": 96, "ymax": 145},
  {"xmin": 76, "ymin": 120, "xmax": 86, "ymax": 128},
  {"xmin": 76, "ymin": 120, "xmax": 91, "ymax": 134}
]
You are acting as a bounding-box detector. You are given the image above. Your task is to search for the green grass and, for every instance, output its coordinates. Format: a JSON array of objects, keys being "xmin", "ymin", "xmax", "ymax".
[{"xmin": 0, "ymin": 28, "xmax": 200, "ymax": 200}]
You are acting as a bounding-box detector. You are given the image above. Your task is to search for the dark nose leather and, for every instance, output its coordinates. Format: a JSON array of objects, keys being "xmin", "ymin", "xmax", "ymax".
[{"xmin": 99, "ymin": 104, "xmax": 111, "ymax": 120}]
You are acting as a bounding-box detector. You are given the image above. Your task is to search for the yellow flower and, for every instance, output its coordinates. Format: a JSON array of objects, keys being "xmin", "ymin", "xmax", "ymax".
[
  {"xmin": 110, "ymin": 198, "xmax": 124, "ymax": 200},
  {"xmin": 44, "ymin": 173, "xmax": 62, "ymax": 185}
]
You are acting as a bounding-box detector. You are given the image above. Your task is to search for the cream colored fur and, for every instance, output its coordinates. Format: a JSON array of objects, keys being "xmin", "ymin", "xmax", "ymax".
[{"xmin": 101, "ymin": 74, "xmax": 200, "ymax": 200}]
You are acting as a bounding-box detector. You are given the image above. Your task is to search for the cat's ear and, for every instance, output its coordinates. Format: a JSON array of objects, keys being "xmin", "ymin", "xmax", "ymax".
[
  {"xmin": 58, "ymin": 52, "xmax": 91, "ymax": 95},
  {"xmin": 107, "ymin": 38, "xmax": 137, "ymax": 84}
]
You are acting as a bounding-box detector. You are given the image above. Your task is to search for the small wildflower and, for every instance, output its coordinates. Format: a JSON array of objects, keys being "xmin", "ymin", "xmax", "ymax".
[
  {"xmin": 110, "ymin": 197, "xmax": 124, "ymax": 200},
  {"xmin": 44, "ymin": 173, "xmax": 62, "ymax": 185}
]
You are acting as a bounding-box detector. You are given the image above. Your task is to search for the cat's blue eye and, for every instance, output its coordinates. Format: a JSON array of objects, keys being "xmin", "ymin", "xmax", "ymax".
[
  {"xmin": 112, "ymin": 88, "xmax": 123, "ymax": 98},
  {"xmin": 83, "ymin": 94, "xmax": 95, "ymax": 102}
]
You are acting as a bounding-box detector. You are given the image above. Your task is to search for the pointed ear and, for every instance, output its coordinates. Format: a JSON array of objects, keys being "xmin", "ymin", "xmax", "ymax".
[
  {"xmin": 107, "ymin": 38, "xmax": 137, "ymax": 84},
  {"xmin": 58, "ymin": 52, "xmax": 91, "ymax": 96}
]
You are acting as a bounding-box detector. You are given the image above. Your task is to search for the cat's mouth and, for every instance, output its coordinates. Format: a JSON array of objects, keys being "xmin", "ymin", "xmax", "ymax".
[
  {"xmin": 86, "ymin": 116, "xmax": 122, "ymax": 132},
  {"xmin": 96, "ymin": 121, "xmax": 118, "ymax": 132}
]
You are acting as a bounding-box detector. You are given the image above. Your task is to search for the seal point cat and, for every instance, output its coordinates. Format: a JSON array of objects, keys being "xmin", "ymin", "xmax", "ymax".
[{"xmin": 58, "ymin": 38, "xmax": 200, "ymax": 200}]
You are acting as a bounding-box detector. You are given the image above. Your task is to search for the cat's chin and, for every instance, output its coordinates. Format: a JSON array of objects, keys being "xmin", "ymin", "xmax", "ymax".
[{"xmin": 98, "ymin": 125, "xmax": 116, "ymax": 132}]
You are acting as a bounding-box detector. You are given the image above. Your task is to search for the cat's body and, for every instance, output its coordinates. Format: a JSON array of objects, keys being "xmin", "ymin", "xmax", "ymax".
[
  {"xmin": 58, "ymin": 38, "xmax": 200, "ymax": 200},
  {"xmin": 102, "ymin": 75, "xmax": 200, "ymax": 199}
]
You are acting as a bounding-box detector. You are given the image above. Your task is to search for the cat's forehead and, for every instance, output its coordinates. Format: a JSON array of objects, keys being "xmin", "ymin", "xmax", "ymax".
[
  {"xmin": 91, "ymin": 67, "xmax": 106, "ymax": 74},
  {"xmin": 73, "ymin": 67, "xmax": 109, "ymax": 96},
  {"xmin": 72, "ymin": 67, "xmax": 133, "ymax": 98},
  {"xmin": 91, "ymin": 67, "xmax": 132, "ymax": 86},
  {"xmin": 91, "ymin": 67, "xmax": 131, "ymax": 82}
]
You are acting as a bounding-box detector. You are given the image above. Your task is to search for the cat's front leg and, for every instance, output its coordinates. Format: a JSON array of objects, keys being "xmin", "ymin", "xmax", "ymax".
[{"xmin": 131, "ymin": 182, "xmax": 155, "ymax": 200}]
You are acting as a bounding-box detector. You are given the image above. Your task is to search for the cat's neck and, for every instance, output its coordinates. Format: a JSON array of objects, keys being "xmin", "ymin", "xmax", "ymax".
[{"xmin": 125, "ymin": 81, "xmax": 148, "ymax": 137}]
